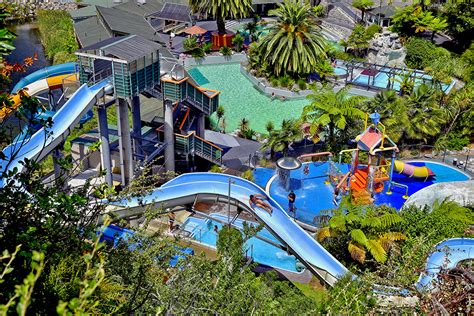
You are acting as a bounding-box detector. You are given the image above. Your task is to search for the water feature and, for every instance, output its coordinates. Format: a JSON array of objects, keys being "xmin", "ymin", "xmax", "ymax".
[{"xmin": 5, "ymin": 23, "xmax": 50, "ymax": 90}]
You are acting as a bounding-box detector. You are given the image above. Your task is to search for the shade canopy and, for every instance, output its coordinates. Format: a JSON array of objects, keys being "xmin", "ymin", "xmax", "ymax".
[{"xmin": 184, "ymin": 25, "xmax": 207, "ymax": 35}]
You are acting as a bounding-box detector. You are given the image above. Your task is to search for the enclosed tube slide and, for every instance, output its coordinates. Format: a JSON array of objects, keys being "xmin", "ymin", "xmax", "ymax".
[
  {"xmin": 0, "ymin": 79, "xmax": 112, "ymax": 187},
  {"xmin": 105, "ymin": 172, "xmax": 350, "ymax": 286},
  {"xmin": 394, "ymin": 160, "xmax": 435, "ymax": 179},
  {"xmin": 1, "ymin": 63, "xmax": 77, "ymax": 121},
  {"xmin": 416, "ymin": 238, "xmax": 474, "ymax": 291}
]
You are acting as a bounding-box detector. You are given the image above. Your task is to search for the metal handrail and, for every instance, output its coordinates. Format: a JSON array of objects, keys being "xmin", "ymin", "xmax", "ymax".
[{"xmin": 388, "ymin": 181, "xmax": 409, "ymax": 199}]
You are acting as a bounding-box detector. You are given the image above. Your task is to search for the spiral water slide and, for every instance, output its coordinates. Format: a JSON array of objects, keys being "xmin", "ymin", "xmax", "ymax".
[{"xmin": 1, "ymin": 63, "xmax": 77, "ymax": 121}]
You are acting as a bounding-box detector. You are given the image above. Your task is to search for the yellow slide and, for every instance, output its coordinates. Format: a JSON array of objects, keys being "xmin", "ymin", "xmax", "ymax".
[
  {"xmin": 1, "ymin": 73, "xmax": 76, "ymax": 121},
  {"xmin": 394, "ymin": 160, "xmax": 435, "ymax": 180}
]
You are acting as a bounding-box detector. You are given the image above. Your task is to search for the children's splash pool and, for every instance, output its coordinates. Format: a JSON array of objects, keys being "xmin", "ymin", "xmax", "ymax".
[
  {"xmin": 254, "ymin": 161, "xmax": 470, "ymax": 225},
  {"xmin": 182, "ymin": 213, "xmax": 302, "ymax": 273}
]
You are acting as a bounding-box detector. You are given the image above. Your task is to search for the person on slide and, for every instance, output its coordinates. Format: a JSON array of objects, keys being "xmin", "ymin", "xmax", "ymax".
[{"xmin": 249, "ymin": 194, "xmax": 273, "ymax": 215}]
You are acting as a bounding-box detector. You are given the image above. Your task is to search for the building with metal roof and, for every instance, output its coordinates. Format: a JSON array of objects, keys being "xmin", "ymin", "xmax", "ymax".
[{"xmin": 74, "ymin": 15, "xmax": 111, "ymax": 47}]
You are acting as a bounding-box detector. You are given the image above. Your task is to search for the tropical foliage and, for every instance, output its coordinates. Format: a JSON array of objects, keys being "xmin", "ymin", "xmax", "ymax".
[
  {"xmin": 390, "ymin": 5, "xmax": 447, "ymax": 40},
  {"xmin": 302, "ymin": 85, "xmax": 366, "ymax": 149},
  {"xmin": 255, "ymin": 0, "xmax": 327, "ymax": 77},
  {"xmin": 37, "ymin": 10, "xmax": 78, "ymax": 64},
  {"xmin": 189, "ymin": 0, "xmax": 252, "ymax": 35},
  {"xmin": 261, "ymin": 119, "xmax": 302, "ymax": 157},
  {"xmin": 340, "ymin": 24, "xmax": 381, "ymax": 57},
  {"xmin": 317, "ymin": 202, "xmax": 406, "ymax": 264},
  {"xmin": 351, "ymin": 0, "xmax": 374, "ymax": 23}
]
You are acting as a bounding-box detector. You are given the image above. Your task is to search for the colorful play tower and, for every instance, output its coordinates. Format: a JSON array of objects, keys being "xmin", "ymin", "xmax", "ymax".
[{"xmin": 335, "ymin": 112, "xmax": 408, "ymax": 205}]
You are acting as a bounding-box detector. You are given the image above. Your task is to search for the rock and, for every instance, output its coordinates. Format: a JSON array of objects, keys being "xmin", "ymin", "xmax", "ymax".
[{"xmin": 367, "ymin": 29, "xmax": 406, "ymax": 67}]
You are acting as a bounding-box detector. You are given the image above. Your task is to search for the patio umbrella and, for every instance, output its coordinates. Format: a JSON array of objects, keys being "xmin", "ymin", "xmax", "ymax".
[{"xmin": 183, "ymin": 25, "xmax": 207, "ymax": 35}]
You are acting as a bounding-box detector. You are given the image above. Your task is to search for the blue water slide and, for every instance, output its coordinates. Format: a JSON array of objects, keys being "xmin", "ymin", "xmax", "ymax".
[
  {"xmin": 108, "ymin": 172, "xmax": 351, "ymax": 286},
  {"xmin": 0, "ymin": 79, "xmax": 112, "ymax": 187},
  {"xmin": 415, "ymin": 238, "xmax": 474, "ymax": 291},
  {"xmin": 12, "ymin": 62, "xmax": 77, "ymax": 93}
]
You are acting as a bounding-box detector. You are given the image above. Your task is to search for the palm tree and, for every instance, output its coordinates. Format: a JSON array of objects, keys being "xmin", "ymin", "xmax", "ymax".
[
  {"xmin": 317, "ymin": 202, "xmax": 406, "ymax": 264},
  {"xmin": 352, "ymin": 0, "xmax": 374, "ymax": 23},
  {"xmin": 257, "ymin": 0, "xmax": 327, "ymax": 77},
  {"xmin": 302, "ymin": 85, "xmax": 366, "ymax": 148},
  {"xmin": 400, "ymin": 84, "xmax": 445, "ymax": 143},
  {"xmin": 363, "ymin": 90, "xmax": 408, "ymax": 142},
  {"xmin": 265, "ymin": 121, "xmax": 274, "ymax": 134},
  {"xmin": 216, "ymin": 105, "xmax": 225, "ymax": 130},
  {"xmin": 261, "ymin": 119, "xmax": 302, "ymax": 158},
  {"xmin": 189, "ymin": 0, "xmax": 253, "ymax": 35}
]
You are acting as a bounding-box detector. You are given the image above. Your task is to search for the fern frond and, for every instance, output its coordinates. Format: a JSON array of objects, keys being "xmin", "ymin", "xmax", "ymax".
[
  {"xmin": 345, "ymin": 212, "xmax": 361, "ymax": 224},
  {"xmin": 316, "ymin": 227, "xmax": 332, "ymax": 242},
  {"xmin": 348, "ymin": 241, "xmax": 366, "ymax": 264},
  {"xmin": 379, "ymin": 213, "xmax": 403, "ymax": 228},
  {"xmin": 329, "ymin": 215, "xmax": 346, "ymax": 231},
  {"xmin": 361, "ymin": 216, "xmax": 381, "ymax": 228},
  {"xmin": 366, "ymin": 239, "xmax": 387, "ymax": 263},
  {"xmin": 350, "ymin": 229, "xmax": 368, "ymax": 246},
  {"xmin": 379, "ymin": 232, "xmax": 407, "ymax": 241}
]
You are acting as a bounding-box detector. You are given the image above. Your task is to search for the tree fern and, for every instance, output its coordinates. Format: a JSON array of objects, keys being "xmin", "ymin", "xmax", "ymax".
[
  {"xmin": 378, "ymin": 213, "xmax": 404, "ymax": 229},
  {"xmin": 329, "ymin": 215, "xmax": 346, "ymax": 231},
  {"xmin": 348, "ymin": 241, "xmax": 366, "ymax": 264},
  {"xmin": 316, "ymin": 227, "xmax": 331, "ymax": 242},
  {"xmin": 366, "ymin": 239, "xmax": 387, "ymax": 263},
  {"xmin": 350, "ymin": 229, "xmax": 368, "ymax": 246}
]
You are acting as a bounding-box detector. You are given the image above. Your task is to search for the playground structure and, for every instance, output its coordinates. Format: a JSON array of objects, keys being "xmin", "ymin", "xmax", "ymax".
[{"xmin": 329, "ymin": 112, "xmax": 417, "ymax": 205}]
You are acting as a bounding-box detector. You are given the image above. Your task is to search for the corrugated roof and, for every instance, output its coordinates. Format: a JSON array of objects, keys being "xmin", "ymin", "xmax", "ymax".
[
  {"xmin": 114, "ymin": 0, "xmax": 163, "ymax": 16},
  {"xmin": 149, "ymin": 2, "xmax": 191, "ymax": 22},
  {"xmin": 74, "ymin": 16, "xmax": 111, "ymax": 48},
  {"xmin": 96, "ymin": 6, "xmax": 165, "ymax": 43},
  {"xmin": 102, "ymin": 35, "xmax": 162, "ymax": 61}
]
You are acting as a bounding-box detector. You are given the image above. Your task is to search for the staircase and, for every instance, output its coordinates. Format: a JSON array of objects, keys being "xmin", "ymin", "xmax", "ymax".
[{"xmin": 350, "ymin": 168, "xmax": 372, "ymax": 205}]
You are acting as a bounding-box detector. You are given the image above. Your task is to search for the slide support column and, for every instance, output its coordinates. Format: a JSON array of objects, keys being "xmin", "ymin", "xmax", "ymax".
[
  {"xmin": 131, "ymin": 95, "xmax": 143, "ymax": 160},
  {"xmin": 98, "ymin": 105, "xmax": 112, "ymax": 186},
  {"xmin": 164, "ymin": 99, "xmax": 175, "ymax": 172},
  {"xmin": 117, "ymin": 98, "xmax": 133, "ymax": 185},
  {"xmin": 197, "ymin": 112, "xmax": 205, "ymax": 138}
]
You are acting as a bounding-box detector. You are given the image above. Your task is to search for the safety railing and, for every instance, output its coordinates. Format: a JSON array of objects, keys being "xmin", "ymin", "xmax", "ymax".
[
  {"xmin": 175, "ymin": 131, "xmax": 223, "ymax": 165},
  {"xmin": 183, "ymin": 80, "xmax": 219, "ymax": 115}
]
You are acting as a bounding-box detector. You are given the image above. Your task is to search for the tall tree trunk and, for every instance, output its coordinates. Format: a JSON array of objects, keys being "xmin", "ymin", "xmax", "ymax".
[
  {"xmin": 216, "ymin": 12, "xmax": 226, "ymax": 35},
  {"xmin": 361, "ymin": 10, "xmax": 365, "ymax": 23}
]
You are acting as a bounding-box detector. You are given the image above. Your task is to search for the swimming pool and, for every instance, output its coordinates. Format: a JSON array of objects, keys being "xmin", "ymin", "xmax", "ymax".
[
  {"xmin": 254, "ymin": 161, "xmax": 470, "ymax": 225},
  {"xmin": 351, "ymin": 68, "xmax": 455, "ymax": 93},
  {"xmin": 188, "ymin": 63, "xmax": 309, "ymax": 133},
  {"xmin": 182, "ymin": 214, "xmax": 302, "ymax": 273},
  {"xmin": 374, "ymin": 161, "xmax": 471, "ymax": 209}
]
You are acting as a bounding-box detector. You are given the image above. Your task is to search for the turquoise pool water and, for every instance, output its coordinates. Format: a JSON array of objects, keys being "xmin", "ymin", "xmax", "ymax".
[
  {"xmin": 182, "ymin": 214, "xmax": 301, "ymax": 272},
  {"xmin": 187, "ymin": 63, "xmax": 309, "ymax": 133},
  {"xmin": 351, "ymin": 68, "xmax": 455, "ymax": 93}
]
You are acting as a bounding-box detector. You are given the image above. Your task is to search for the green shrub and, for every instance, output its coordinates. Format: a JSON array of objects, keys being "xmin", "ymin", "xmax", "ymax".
[
  {"xmin": 365, "ymin": 24, "xmax": 382, "ymax": 39},
  {"xmin": 287, "ymin": 78, "xmax": 295, "ymax": 90},
  {"xmin": 191, "ymin": 47, "xmax": 205, "ymax": 58},
  {"xmin": 405, "ymin": 37, "xmax": 450, "ymax": 69},
  {"xmin": 37, "ymin": 10, "xmax": 78, "ymax": 64},
  {"xmin": 183, "ymin": 37, "xmax": 198, "ymax": 51},
  {"xmin": 202, "ymin": 42, "xmax": 213, "ymax": 53},
  {"xmin": 232, "ymin": 33, "xmax": 244, "ymax": 52},
  {"xmin": 279, "ymin": 76, "xmax": 290, "ymax": 88},
  {"xmin": 297, "ymin": 79, "xmax": 307, "ymax": 90},
  {"xmin": 210, "ymin": 165, "xmax": 223, "ymax": 173},
  {"xmin": 445, "ymin": 133, "xmax": 470, "ymax": 150},
  {"xmin": 219, "ymin": 46, "xmax": 232, "ymax": 56},
  {"xmin": 269, "ymin": 76, "xmax": 279, "ymax": 87},
  {"xmin": 241, "ymin": 169, "xmax": 254, "ymax": 182}
]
